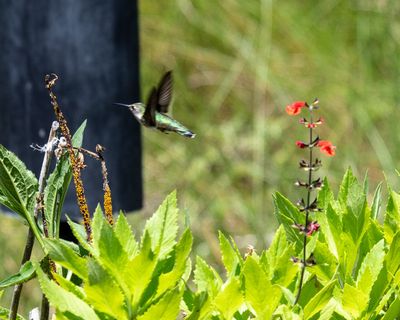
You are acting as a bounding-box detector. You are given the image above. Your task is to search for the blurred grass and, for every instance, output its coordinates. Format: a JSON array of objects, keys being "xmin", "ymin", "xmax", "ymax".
[
  {"xmin": 139, "ymin": 0, "xmax": 400, "ymax": 259},
  {"xmin": 0, "ymin": 216, "xmax": 42, "ymax": 316},
  {"xmin": 2, "ymin": 0, "xmax": 400, "ymax": 315}
]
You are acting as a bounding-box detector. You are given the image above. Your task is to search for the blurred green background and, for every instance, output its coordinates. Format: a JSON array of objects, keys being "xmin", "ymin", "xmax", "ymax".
[{"xmin": 2, "ymin": 0, "xmax": 400, "ymax": 315}]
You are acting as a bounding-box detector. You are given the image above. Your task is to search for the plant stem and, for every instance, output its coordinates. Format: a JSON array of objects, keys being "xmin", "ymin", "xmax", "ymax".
[
  {"xmin": 39, "ymin": 257, "xmax": 52, "ymax": 320},
  {"xmin": 294, "ymin": 111, "xmax": 314, "ymax": 305},
  {"xmin": 9, "ymin": 121, "xmax": 59, "ymax": 320},
  {"xmin": 45, "ymin": 74, "xmax": 92, "ymax": 241},
  {"xmin": 96, "ymin": 145, "xmax": 114, "ymax": 225},
  {"xmin": 8, "ymin": 229, "xmax": 34, "ymax": 320}
]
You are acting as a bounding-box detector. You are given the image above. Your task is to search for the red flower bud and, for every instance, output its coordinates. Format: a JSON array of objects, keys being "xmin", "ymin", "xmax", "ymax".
[
  {"xmin": 286, "ymin": 101, "xmax": 306, "ymax": 115},
  {"xmin": 296, "ymin": 141, "xmax": 307, "ymax": 149},
  {"xmin": 306, "ymin": 221, "xmax": 320, "ymax": 236}
]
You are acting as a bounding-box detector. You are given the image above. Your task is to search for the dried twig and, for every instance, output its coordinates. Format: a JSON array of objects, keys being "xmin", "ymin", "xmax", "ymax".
[
  {"xmin": 69, "ymin": 145, "xmax": 114, "ymax": 224},
  {"xmin": 96, "ymin": 144, "xmax": 113, "ymax": 225},
  {"xmin": 45, "ymin": 74, "xmax": 92, "ymax": 241}
]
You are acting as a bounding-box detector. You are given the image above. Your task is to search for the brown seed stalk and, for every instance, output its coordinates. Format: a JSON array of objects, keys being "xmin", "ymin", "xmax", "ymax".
[
  {"xmin": 44, "ymin": 74, "xmax": 92, "ymax": 241},
  {"xmin": 96, "ymin": 144, "xmax": 113, "ymax": 225}
]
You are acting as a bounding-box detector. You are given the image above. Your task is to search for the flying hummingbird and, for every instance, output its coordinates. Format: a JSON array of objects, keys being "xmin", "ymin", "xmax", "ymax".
[{"xmin": 115, "ymin": 71, "xmax": 195, "ymax": 138}]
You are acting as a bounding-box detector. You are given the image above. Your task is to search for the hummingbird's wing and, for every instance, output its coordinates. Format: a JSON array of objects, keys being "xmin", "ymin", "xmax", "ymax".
[
  {"xmin": 143, "ymin": 87, "xmax": 157, "ymax": 127},
  {"xmin": 156, "ymin": 71, "xmax": 173, "ymax": 113}
]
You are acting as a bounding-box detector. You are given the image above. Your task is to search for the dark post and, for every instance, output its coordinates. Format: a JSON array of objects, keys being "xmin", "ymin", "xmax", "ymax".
[{"xmin": 0, "ymin": 1, "xmax": 143, "ymax": 224}]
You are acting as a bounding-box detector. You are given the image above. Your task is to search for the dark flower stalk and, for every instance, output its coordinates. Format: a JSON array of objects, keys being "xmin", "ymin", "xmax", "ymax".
[{"xmin": 285, "ymin": 99, "xmax": 335, "ymax": 305}]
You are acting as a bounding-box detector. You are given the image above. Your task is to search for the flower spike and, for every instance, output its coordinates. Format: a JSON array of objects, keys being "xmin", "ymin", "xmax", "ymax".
[{"xmin": 285, "ymin": 98, "xmax": 335, "ymax": 305}]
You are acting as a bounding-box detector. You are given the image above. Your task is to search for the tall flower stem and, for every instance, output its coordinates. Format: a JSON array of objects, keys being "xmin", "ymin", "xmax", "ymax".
[
  {"xmin": 294, "ymin": 110, "xmax": 314, "ymax": 305},
  {"xmin": 286, "ymin": 99, "xmax": 335, "ymax": 305}
]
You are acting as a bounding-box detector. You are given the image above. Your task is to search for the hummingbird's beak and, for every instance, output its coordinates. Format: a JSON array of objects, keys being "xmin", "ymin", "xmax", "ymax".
[{"xmin": 113, "ymin": 103, "xmax": 131, "ymax": 108}]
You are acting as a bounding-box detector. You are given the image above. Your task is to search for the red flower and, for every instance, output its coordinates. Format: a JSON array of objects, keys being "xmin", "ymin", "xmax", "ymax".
[
  {"xmin": 286, "ymin": 101, "xmax": 306, "ymax": 115},
  {"xmin": 296, "ymin": 141, "xmax": 307, "ymax": 149},
  {"xmin": 306, "ymin": 221, "xmax": 320, "ymax": 236},
  {"xmin": 317, "ymin": 140, "xmax": 336, "ymax": 156}
]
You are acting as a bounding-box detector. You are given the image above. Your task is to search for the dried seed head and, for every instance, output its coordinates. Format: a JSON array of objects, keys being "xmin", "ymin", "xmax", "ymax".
[
  {"xmin": 244, "ymin": 245, "xmax": 255, "ymax": 259},
  {"xmin": 59, "ymin": 136, "xmax": 67, "ymax": 148},
  {"xmin": 54, "ymin": 147, "xmax": 63, "ymax": 160},
  {"xmin": 96, "ymin": 144, "xmax": 106, "ymax": 154},
  {"xmin": 44, "ymin": 73, "xmax": 58, "ymax": 89}
]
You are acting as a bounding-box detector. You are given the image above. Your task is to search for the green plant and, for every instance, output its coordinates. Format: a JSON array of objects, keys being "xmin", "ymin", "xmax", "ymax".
[
  {"xmin": 179, "ymin": 169, "xmax": 400, "ymax": 319},
  {"xmin": 2, "ymin": 127, "xmax": 400, "ymax": 320},
  {"xmin": 0, "ymin": 122, "xmax": 86, "ymax": 320},
  {"xmin": 35, "ymin": 192, "xmax": 192, "ymax": 320}
]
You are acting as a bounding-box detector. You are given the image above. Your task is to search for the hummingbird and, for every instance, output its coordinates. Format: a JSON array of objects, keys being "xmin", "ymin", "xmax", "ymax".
[{"xmin": 115, "ymin": 71, "xmax": 195, "ymax": 138}]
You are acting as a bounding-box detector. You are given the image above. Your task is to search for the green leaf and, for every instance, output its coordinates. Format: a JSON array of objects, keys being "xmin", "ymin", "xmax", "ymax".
[
  {"xmin": 342, "ymin": 284, "xmax": 368, "ymax": 319},
  {"xmin": 243, "ymin": 256, "xmax": 281, "ymax": 317},
  {"xmin": 318, "ymin": 298, "xmax": 339, "ymax": 320},
  {"xmin": 52, "ymin": 273, "xmax": 85, "ymax": 300},
  {"xmin": 356, "ymin": 239, "xmax": 385, "ymax": 296},
  {"xmin": 0, "ymin": 145, "xmax": 38, "ymax": 217},
  {"xmin": 316, "ymin": 204, "xmax": 341, "ymax": 259},
  {"xmin": 0, "ymin": 145, "xmax": 41, "ymax": 244},
  {"xmin": 371, "ymin": 182, "xmax": 383, "ymax": 220},
  {"xmin": 338, "ymin": 168, "xmax": 358, "ymax": 206},
  {"xmin": 213, "ymin": 278, "xmax": 244, "ymax": 320},
  {"xmin": 66, "ymin": 217, "xmax": 93, "ymax": 253},
  {"xmin": 0, "ymin": 261, "xmax": 35, "ymax": 289},
  {"xmin": 366, "ymin": 265, "xmax": 389, "ymax": 315},
  {"xmin": 143, "ymin": 191, "xmax": 179, "ymax": 259},
  {"xmin": 339, "ymin": 171, "xmax": 369, "ymax": 244},
  {"xmin": 124, "ymin": 231, "xmax": 158, "ymax": 310},
  {"xmin": 278, "ymin": 285, "xmax": 296, "ymax": 306},
  {"xmin": 44, "ymin": 238, "xmax": 88, "ymax": 280},
  {"xmin": 384, "ymin": 189, "xmax": 400, "ymax": 244},
  {"xmin": 273, "ymin": 192, "xmax": 303, "ymax": 251},
  {"xmin": 303, "ymin": 280, "xmax": 336, "ymax": 319},
  {"xmin": 156, "ymin": 229, "xmax": 193, "ymax": 297},
  {"xmin": 310, "ymin": 240, "xmax": 338, "ymax": 283},
  {"xmin": 266, "ymin": 225, "xmax": 298, "ymax": 286},
  {"xmin": 273, "ymin": 304, "xmax": 302, "ymax": 320},
  {"xmin": 0, "ymin": 306, "xmax": 26, "ymax": 320},
  {"xmin": 194, "ymin": 256, "xmax": 222, "ymax": 298},
  {"xmin": 352, "ymin": 219, "xmax": 383, "ymax": 278},
  {"xmin": 70, "ymin": 120, "xmax": 87, "ymax": 147},
  {"xmin": 382, "ymin": 298, "xmax": 400, "ymax": 320},
  {"xmin": 114, "ymin": 213, "xmax": 139, "ymax": 259},
  {"xmin": 337, "ymin": 232, "xmax": 358, "ymax": 280},
  {"xmin": 44, "ymin": 120, "xmax": 86, "ymax": 238},
  {"xmin": 137, "ymin": 288, "xmax": 182, "ymax": 320},
  {"xmin": 297, "ymin": 277, "xmax": 323, "ymax": 308},
  {"xmin": 219, "ymin": 231, "xmax": 242, "ymax": 278},
  {"xmin": 84, "ymin": 258, "xmax": 127, "ymax": 319},
  {"xmin": 386, "ymin": 231, "xmax": 400, "ymax": 276},
  {"xmin": 97, "ymin": 219, "xmax": 129, "ymax": 291},
  {"xmin": 318, "ymin": 177, "xmax": 334, "ymax": 210},
  {"xmin": 184, "ymin": 290, "xmax": 211, "ymax": 320},
  {"xmin": 35, "ymin": 263, "xmax": 100, "ymax": 320},
  {"xmin": 91, "ymin": 204, "xmax": 105, "ymax": 256}
]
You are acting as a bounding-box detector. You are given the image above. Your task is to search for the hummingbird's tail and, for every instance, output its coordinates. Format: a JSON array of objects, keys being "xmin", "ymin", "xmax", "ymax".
[
  {"xmin": 179, "ymin": 130, "xmax": 196, "ymax": 139},
  {"xmin": 113, "ymin": 103, "xmax": 131, "ymax": 108}
]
